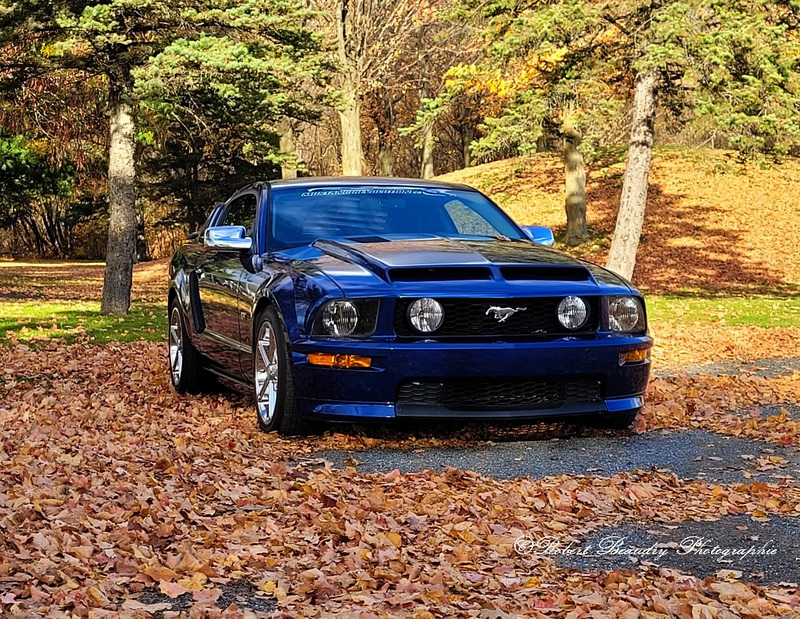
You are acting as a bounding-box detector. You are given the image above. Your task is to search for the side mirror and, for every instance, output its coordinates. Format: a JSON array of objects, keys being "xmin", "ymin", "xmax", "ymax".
[
  {"xmin": 204, "ymin": 226, "xmax": 252, "ymax": 251},
  {"xmin": 521, "ymin": 225, "xmax": 555, "ymax": 247}
]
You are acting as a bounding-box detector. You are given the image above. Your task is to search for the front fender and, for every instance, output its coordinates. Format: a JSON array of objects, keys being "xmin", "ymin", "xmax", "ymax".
[
  {"xmin": 245, "ymin": 257, "xmax": 343, "ymax": 342},
  {"xmin": 269, "ymin": 271, "xmax": 343, "ymax": 342},
  {"xmin": 240, "ymin": 265, "xmax": 340, "ymax": 378}
]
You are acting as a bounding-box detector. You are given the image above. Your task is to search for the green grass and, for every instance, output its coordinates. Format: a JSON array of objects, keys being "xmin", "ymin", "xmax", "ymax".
[
  {"xmin": 0, "ymin": 301, "xmax": 166, "ymax": 344},
  {"xmin": 0, "ymin": 294, "xmax": 797, "ymax": 346},
  {"xmin": 648, "ymin": 295, "xmax": 800, "ymax": 328}
]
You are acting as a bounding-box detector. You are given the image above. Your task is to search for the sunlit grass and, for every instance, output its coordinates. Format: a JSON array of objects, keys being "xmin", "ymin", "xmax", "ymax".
[
  {"xmin": 648, "ymin": 295, "xmax": 800, "ymax": 328},
  {"xmin": 0, "ymin": 301, "xmax": 166, "ymax": 344}
]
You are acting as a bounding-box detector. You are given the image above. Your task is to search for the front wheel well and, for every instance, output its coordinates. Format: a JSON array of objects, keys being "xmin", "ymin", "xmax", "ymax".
[{"xmin": 252, "ymin": 297, "xmax": 273, "ymax": 337}]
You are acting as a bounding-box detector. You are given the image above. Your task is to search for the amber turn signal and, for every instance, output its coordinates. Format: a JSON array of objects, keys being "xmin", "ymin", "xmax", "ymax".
[
  {"xmin": 307, "ymin": 353, "xmax": 372, "ymax": 369},
  {"xmin": 619, "ymin": 348, "xmax": 650, "ymax": 365}
]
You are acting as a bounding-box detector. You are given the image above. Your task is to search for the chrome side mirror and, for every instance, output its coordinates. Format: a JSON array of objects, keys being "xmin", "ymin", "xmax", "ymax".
[
  {"xmin": 204, "ymin": 226, "xmax": 252, "ymax": 251},
  {"xmin": 521, "ymin": 225, "xmax": 555, "ymax": 247}
]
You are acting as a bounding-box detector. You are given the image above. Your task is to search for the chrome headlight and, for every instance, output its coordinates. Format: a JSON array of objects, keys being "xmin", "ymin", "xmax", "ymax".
[
  {"xmin": 557, "ymin": 296, "xmax": 588, "ymax": 330},
  {"xmin": 408, "ymin": 298, "xmax": 444, "ymax": 333},
  {"xmin": 322, "ymin": 300, "xmax": 358, "ymax": 336},
  {"xmin": 313, "ymin": 299, "xmax": 380, "ymax": 337},
  {"xmin": 608, "ymin": 296, "xmax": 645, "ymax": 332}
]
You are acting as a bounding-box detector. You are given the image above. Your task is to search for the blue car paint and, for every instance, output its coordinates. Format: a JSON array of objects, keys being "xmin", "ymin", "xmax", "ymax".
[
  {"xmin": 288, "ymin": 332, "xmax": 650, "ymax": 420},
  {"xmin": 170, "ymin": 177, "xmax": 652, "ymax": 423}
]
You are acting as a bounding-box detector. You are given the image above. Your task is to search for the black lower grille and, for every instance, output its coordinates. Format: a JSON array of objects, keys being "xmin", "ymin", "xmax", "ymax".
[
  {"xmin": 398, "ymin": 378, "xmax": 603, "ymax": 411},
  {"xmin": 394, "ymin": 297, "xmax": 600, "ymax": 337}
]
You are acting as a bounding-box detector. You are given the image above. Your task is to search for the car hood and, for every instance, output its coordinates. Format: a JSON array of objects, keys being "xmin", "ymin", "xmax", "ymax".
[{"xmin": 277, "ymin": 236, "xmax": 634, "ymax": 297}]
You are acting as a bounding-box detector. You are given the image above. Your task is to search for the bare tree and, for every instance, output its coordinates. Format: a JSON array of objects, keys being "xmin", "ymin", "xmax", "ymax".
[{"xmin": 311, "ymin": 0, "xmax": 445, "ymax": 176}]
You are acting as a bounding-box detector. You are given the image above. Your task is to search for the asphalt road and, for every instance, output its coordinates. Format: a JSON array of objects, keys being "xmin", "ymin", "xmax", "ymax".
[
  {"xmin": 317, "ymin": 425, "xmax": 800, "ymax": 586},
  {"xmin": 318, "ymin": 429, "xmax": 800, "ymax": 484},
  {"xmin": 549, "ymin": 516, "xmax": 800, "ymax": 585}
]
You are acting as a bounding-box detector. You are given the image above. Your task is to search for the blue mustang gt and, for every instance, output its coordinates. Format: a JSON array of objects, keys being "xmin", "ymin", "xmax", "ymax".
[{"xmin": 168, "ymin": 178, "xmax": 652, "ymax": 435}]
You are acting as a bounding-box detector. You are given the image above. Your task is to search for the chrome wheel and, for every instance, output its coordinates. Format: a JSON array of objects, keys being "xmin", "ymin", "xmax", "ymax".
[
  {"xmin": 254, "ymin": 321, "xmax": 280, "ymax": 426},
  {"xmin": 169, "ymin": 307, "xmax": 183, "ymax": 386}
]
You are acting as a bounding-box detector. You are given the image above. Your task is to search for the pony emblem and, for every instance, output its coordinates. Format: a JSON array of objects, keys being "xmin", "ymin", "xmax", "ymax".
[{"xmin": 486, "ymin": 306, "xmax": 527, "ymax": 323}]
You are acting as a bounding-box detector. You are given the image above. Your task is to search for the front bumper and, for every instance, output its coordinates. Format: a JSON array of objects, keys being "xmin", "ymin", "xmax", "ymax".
[{"xmin": 289, "ymin": 335, "xmax": 652, "ymax": 421}]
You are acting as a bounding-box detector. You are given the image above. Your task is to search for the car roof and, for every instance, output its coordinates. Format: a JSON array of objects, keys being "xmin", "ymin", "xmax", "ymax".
[{"xmin": 266, "ymin": 176, "xmax": 477, "ymax": 192}]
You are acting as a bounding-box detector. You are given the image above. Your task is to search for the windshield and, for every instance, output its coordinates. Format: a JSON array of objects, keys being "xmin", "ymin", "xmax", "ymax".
[{"xmin": 268, "ymin": 185, "xmax": 524, "ymax": 250}]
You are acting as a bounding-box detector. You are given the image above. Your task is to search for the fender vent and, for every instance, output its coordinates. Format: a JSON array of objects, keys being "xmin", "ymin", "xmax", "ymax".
[{"xmin": 189, "ymin": 272, "xmax": 205, "ymax": 333}]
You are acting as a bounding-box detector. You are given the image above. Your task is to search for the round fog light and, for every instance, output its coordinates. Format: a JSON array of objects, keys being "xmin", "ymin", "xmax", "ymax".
[
  {"xmin": 557, "ymin": 296, "xmax": 588, "ymax": 330},
  {"xmin": 408, "ymin": 298, "xmax": 444, "ymax": 333}
]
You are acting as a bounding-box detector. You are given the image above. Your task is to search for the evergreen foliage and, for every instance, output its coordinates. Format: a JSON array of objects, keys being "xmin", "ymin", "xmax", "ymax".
[{"xmin": 458, "ymin": 0, "xmax": 800, "ymax": 161}]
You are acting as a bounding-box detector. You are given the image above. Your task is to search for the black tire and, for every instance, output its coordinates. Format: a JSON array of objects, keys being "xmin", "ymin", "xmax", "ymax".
[
  {"xmin": 589, "ymin": 409, "xmax": 640, "ymax": 430},
  {"xmin": 168, "ymin": 299, "xmax": 205, "ymax": 394},
  {"xmin": 253, "ymin": 306, "xmax": 309, "ymax": 436}
]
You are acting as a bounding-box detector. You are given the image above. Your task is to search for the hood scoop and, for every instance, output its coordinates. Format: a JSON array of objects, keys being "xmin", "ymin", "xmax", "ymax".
[
  {"xmin": 500, "ymin": 266, "xmax": 591, "ymax": 282},
  {"xmin": 312, "ymin": 237, "xmax": 596, "ymax": 285},
  {"xmin": 388, "ymin": 267, "xmax": 493, "ymax": 282},
  {"xmin": 345, "ymin": 235, "xmax": 392, "ymax": 243}
]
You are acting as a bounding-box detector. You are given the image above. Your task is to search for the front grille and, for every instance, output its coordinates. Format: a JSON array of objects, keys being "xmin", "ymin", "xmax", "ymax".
[
  {"xmin": 394, "ymin": 297, "xmax": 600, "ymax": 337},
  {"xmin": 398, "ymin": 378, "xmax": 603, "ymax": 411}
]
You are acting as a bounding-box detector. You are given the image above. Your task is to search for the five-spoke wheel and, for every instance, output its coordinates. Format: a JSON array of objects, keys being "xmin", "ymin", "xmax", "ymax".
[
  {"xmin": 254, "ymin": 320, "xmax": 279, "ymax": 426},
  {"xmin": 168, "ymin": 298, "xmax": 203, "ymax": 393},
  {"xmin": 253, "ymin": 307, "xmax": 307, "ymax": 435},
  {"xmin": 169, "ymin": 306, "xmax": 184, "ymax": 386}
]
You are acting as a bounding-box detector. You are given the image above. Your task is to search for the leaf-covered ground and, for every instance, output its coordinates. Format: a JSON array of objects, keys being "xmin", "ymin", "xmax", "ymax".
[
  {"xmin": 3, "ymin": 340, "xmax": 800, "ymax": 618},
  {"xmin": 2, "ymin": 155, "xmax": 800, "ymax": 617}
]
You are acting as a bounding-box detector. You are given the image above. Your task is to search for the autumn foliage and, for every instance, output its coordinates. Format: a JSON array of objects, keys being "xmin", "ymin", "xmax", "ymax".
[{"xmin": 2, "ymin": 338, "xmax": 800, "ymax": 617}]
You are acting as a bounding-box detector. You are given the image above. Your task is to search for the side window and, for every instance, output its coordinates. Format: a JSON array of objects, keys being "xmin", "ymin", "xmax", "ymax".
[
  {"xmin": 221, "ymin": 194, "xmax": 257, "ymax": 237},
  {"xmin": 444, "ymin": 200, "xmax": 498, "ymax": 237}
]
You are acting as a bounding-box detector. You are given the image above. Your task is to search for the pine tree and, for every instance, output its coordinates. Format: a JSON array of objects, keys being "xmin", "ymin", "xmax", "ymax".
[
  {"xmin": 0, "ymin": 0, "xmax": 324, "ymax": 312},
  {"xmin": 135, "ymin": 30, "xmax": 327, "ymax": 230}
]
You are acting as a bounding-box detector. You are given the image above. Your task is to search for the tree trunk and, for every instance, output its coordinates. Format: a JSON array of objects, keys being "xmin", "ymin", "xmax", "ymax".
[
  {"xmin": 462, "ymin": 125, "xmax": 474, "ymax": 168},
  {"xmin": 378, "ymin": 143, "xmax": 394, "ymax": 176},
  {"xmin": 136, "ymin": 212, "xmax": 149, "ymax": 262},
  {"xmin": 562, "ymin": 126, "xmax": 589, "ymax": 246},
  {"xmin": 606, "ymin": 69, "xmax": 658, "ymax": 281},
  {"xmin": 338, "ymin": 80, "xmax": 363, "ymax": 176},
  {"xmin": 420, "ymin": 122, "xmax": 435, "ymax": 179},
  {"xmin": 335, "ymin": 1, "xmax": 364, "ymax": 176},
  {"xmin": 101, "ymin": 94, "xmax": 137, "ymax": 314},
  {"xmin": 278, "ymin": 118, "xmax": 297, "ymax": 179},
  {"xmin": 20, "ymin": 217, "xmax": 44, "ymax": 256}
]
